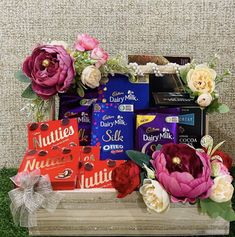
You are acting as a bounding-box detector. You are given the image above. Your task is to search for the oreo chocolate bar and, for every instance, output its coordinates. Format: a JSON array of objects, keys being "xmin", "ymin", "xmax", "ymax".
[{"xmin": 91, "ymin": 103, "xmax": 134, "ymax": 160}]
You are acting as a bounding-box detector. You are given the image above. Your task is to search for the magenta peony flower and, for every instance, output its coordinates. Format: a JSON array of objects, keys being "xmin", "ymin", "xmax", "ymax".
[
  {"xmin": 23, "ymin": 45, "xmax": 75, "ymax": 99},
  {"xmin": 91, "ymin": 47, "xmax": 109, "ymax": 68},
  {"xmin": 151, "ymin": 143, "xmax": 213, "ymax": 203},
  {"xmin": 74, "ymin": 34, "xmax": 99, "ymax": 52}
]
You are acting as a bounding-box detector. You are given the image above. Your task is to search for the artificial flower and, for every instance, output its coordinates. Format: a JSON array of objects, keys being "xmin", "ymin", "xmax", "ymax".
[
  {"xmin": 211, "ymin": 159, "xmax": 229, "ymax": 177},
  {"xmin": 111, "ymin": 160, "xmax": 140, "ymax": 198},
  {"xmin": 143, "ymin": 163, "xmax": 155, "ymax": 179},
  {"xmin": 81, "ymin": 65, "xmax": 101, "ymax": 88},
  {"xmin": 212, "ymin": 150, "xmax": 233, "ymax": 170},
  {"xmin": 140, "ymin": 179, "xmax": 170, "ymax": 213},
  {"xmin": 91, "ymin": 47, "xmax": 109, "ymax": 68},
  {"xmin": 22, "ymin": 45, "xmax": 75, "ymax": 99},
  {"xmin": 187, "ymin": 64, "xmax": 216, "ymax": 94},
  {"xmin": 209, "ymin": 175, "xmax": 234, "ymax": 203},
  {"xmin": 197, "ymin": 93, "xmax": 213, "ymax": 107},
  {"xmin": 151, "ymin": 143, "xmax": 213, "ymax": 203},
  {"xmin": 74, "ymin": 33, "xmax": 99, "ymax": 51}
]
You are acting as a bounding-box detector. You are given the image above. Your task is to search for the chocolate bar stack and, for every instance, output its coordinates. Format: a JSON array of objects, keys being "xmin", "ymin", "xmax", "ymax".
[
  {"xmin": 19, "ymin": 55, "xmax": 207, "ymax": 190},
  {"xmin": 58, "ymin": 55, "xmax": 207, "ymax": 163}
]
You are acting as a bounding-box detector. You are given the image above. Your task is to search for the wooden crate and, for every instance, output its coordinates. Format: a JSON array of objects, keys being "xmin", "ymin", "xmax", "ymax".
[{"xmin": 29, "ymin": 189, "xmax": 229, "ymax": 236}]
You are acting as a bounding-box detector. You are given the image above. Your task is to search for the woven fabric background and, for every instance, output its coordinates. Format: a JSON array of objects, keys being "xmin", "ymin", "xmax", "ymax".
[{"xmin": 0, "ymin": 0, "xmax": 234, "ymax": 167}]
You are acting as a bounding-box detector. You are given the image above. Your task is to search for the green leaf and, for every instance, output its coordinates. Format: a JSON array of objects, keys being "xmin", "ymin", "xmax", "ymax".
[
  {"xmin": 21, "ymin": 84, "xmax": 37, "ymax": 99},
  {"xmin": 77, "ymin": 86, "xmax": 85, "ymax": 97},
  {"xmin": 206, "ymin": 98, "xmax": 229, "ymax": 114},
  {"xmin": 129, "ymin": 74, "xmax": 137, "ymax": 83},
  {"xmin": 155, "ymin": 144, "xmax": 162, "ymax": 151},
  {"xmin": 14, "ymin": 70, "xmax": 31, "ymax": 83},
  {"xmin": 199, "ymin": 198, "xmax": 235, "ymax": 221},
  {"xmin": 140, "ymin": 171, "xmax": 146, "ymax": 186},
  {"xmin": 179, "ymin": 67, "xmax": 189, "ymax": 84},
  {"xmin": 217, "ymin": 103, "xmax": 230, "ymax": 113},
  {"xmin": 126, "ymin": 150, "xmax": 151, "ymax": 168}
]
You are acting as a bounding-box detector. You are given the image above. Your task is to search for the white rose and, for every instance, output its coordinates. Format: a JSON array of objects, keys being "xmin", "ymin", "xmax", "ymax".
[
  {"xmin": 187, "ymin": 64, "xmax": 216, "ymax": 94},
  {"xmin": 50, "ymin": 40, "xmax": 68, "ymax": 49},
  {"xmin": 81, "ymin": 65, "xmax": 101, "ymax": 89},
  {"xmin": 209, "ymin": 175, "xmax": 234, "ymax": 203},
  {"xmin": 140, "ymin": 179, "xmax": 170, "ymax": 213},
  {"xmin": 197, "ymin": 93, "xmax": 213, "ymax": 107}
]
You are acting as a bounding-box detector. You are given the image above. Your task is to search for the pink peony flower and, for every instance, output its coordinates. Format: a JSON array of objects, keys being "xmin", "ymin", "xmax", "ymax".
[
  {"xmin": 23, "ymin": 45, "xmax": 75, "ymax": 99},
  {"xmin": 74, "ymin": 34, "xmax": 99, "ymax": 51},
  {"xmin": 151, "ymin": 143, "xmax": 213, "ymax": 203},
  {"xmin": 91, "ymin": 47, "xmax": 109, "ymax": 68}
]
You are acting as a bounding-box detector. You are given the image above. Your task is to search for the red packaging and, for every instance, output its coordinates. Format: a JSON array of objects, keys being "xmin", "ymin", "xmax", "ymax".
[
  {"xmin": 77, "ymin": 145, "xmax": 125, "ymax": 189},
  {"xmin": 27, "ymin": 118, "xmax": 79, "ymax": 150},
  {"xmin": 18, "ymin": 146, "xmax": 80, "ymax": 190}
]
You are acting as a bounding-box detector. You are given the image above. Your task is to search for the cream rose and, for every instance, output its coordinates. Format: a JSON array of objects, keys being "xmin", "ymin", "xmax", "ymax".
[
  {"xmin": 197, "ymin": 93, "xmax": 213, "ymax": 107},
  {"xmin": 140, "ymin": 179, "xmax": 170, "ymax": 213},
  {"xmin": 187, "ymin": 64, "xmax": 216, "ymax": 94},
  {"xmin": 81, "ymin": 65, "xmax": 101, "ymax": 89},
  {"xmin": 209, "ymin": 175, "xmax": 234, "ymax": 203}
]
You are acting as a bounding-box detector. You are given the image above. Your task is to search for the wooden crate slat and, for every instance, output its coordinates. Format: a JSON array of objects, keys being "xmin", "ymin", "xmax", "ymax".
[{"xmin": 29, "ymin": 189, "xmax": 229, "ymax": 236}]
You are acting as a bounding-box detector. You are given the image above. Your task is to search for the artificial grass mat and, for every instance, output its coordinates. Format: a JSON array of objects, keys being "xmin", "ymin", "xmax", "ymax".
[
  {"xmin": 0, "ymin": 167, "xmax": 235, "ymax": 237},
  {"xmin": 0, "ymin": 168, "xmax": 28, "ymax": 237}
]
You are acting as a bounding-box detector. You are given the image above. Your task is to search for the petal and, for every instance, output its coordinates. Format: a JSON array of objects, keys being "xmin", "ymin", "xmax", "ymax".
[
  {"xmin": 171, "ymin": 172, "xmax": 194, "ymax": 184},
  {"xmin": 167, "ymin": 177, "xmax": 183, "ymax": 197}
]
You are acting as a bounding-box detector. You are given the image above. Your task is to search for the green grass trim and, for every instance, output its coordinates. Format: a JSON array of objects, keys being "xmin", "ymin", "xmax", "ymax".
[{"xmin": 0, "ymin": 168, "xmax": 28, "ymax": 237}]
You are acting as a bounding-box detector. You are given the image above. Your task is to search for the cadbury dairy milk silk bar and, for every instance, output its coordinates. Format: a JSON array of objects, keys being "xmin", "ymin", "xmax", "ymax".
[{"xmin": 91, "ymin": 103, "xmax": 134, "ymax": 160}]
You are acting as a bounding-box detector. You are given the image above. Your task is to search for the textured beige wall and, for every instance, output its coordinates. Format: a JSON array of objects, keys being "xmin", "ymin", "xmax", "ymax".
[{"xmin": 0, "ymin": 0, "xmax": 234, "ymax": 168}]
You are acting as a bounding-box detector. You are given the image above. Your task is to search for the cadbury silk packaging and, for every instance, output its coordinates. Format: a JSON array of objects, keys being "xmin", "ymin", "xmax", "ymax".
[
  {"xmin": 135, "ymin": 112, "xmax": 179, "ymax": 157},
  {"xmin": 91, "ymin": 103, "xmax": 134, "ymax": 160},
  {"xmin": 59, "ymin": 89, "xmax": 99, "ymax": 146},
  {"xmin": 99, "ymin": 74, "xmax": 149, "ymax": 110}
]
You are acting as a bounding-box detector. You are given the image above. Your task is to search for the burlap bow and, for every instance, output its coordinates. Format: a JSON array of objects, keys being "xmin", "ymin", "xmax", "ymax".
[{"xmin": 8, "ymin": 169, "xmax": 63, "ymax": 227}]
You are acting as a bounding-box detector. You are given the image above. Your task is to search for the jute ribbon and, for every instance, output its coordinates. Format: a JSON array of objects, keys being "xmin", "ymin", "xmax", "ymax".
[{"xmin": 8, "ymin": 169, "xmax": 63, "ymax": 227}]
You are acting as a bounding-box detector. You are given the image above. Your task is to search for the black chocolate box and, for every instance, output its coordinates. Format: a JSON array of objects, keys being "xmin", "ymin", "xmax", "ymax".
[
  {"xmin": 178, "ymin": 106, "xmax": 206, "ymax": 148},
  {"xmin": 152, "ymin": 93, "xmax": 207, "ymax": 148}
]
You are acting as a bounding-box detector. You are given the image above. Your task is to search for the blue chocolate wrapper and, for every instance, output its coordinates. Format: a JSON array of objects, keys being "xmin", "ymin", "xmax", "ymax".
[
  {"xmin": 136, "ymin": 113, "xmax": 179, "ymax": 156},
  {"xmin": 99, "ymin": 74, "xmax": 149, "ymax": 110},
  {"xmin": 91, "ymin": 103, "xmax": 134, "ymax": 160},
  {"xmin": 59, "ymin": 89, "xmax": 99, "ymax": 146}
]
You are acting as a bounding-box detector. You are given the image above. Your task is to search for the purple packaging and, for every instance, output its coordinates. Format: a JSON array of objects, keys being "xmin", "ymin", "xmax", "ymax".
[
  {"xmin": 91, "ymin": 103, "xmax": 134, "ymax": 160},
  {"xmin": 99, "ymin": 74, "xmax": 149, "ymax": 110},
  {"xmin": 136, "ymin": 113, "xmax": 178, "ymax": 156},
  {"xmin": 59, "ymin": 89, "xmax": 99, "ymax": 146}
]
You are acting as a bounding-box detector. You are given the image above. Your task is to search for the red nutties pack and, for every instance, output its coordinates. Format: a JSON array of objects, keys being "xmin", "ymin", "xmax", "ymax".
[
  {"xmin": 77, "ymin": 145, "xmax": 125, "ymax": 189},
  {"xmin": 27, "ymin": 118, "xmax": 79, "ymax": 150},
  {"xmin": 18, "ymin": 145, "xmax": 80, "ymax": 190}
]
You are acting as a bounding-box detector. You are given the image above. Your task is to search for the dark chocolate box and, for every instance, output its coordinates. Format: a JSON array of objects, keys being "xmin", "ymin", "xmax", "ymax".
[
  {"xmin": 152, "ymin": 93, "xmax": 206, "ymax": 148},
  {"xmin": 178, "ymin": 106, "xmax": 206, "ymax": 148}
]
